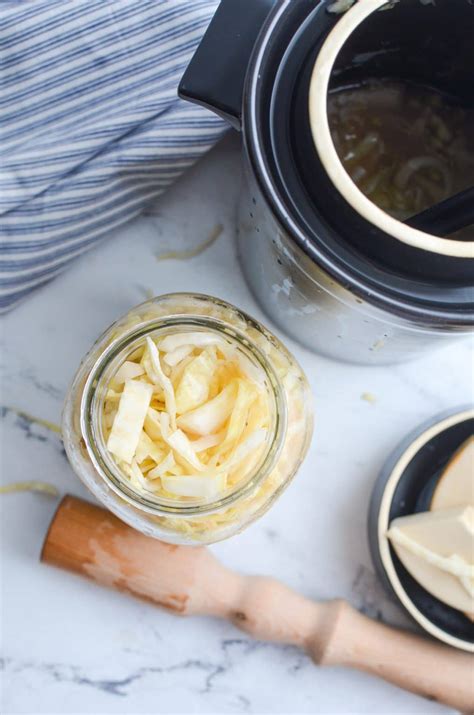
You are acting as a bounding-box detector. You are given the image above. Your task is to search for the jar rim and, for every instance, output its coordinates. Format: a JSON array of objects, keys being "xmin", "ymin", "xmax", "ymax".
[{"xmin": 80, "ymin": 303, "xmax": 288, "ymax": 517}]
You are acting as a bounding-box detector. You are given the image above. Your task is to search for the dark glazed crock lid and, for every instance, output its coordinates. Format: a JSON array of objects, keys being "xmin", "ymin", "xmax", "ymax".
[
  {"xmin": 368, "ymin": 407, "xmax": 474, "ymax": 652},
  {"xmin": 243, "ymin": 0, "xmax": 474, "ymax": 324}
]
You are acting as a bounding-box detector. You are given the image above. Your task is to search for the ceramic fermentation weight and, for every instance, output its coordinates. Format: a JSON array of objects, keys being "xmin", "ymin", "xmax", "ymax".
[
  {"xmin": 368, "ymin": 407, "xmax": 474, "ymax": 652},
  {"xmin": 179, "ymin": 0, "xmax": 474, "ymax": 364}
]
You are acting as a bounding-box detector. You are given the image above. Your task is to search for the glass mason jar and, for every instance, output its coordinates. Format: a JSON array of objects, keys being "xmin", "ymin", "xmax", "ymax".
[{"xmin": 62, "ymin": 293, "xmax": 313, "ymax": 545}]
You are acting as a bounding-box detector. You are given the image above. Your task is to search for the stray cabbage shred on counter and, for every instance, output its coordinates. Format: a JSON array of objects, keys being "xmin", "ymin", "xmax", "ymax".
[{"xmin": 103, "ymin": 332, "xmax": 271, "ymax": 500}]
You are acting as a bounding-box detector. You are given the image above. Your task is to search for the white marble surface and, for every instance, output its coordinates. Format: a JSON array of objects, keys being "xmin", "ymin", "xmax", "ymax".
[{"xmin": 1, "ymin": 133, "xmax": 472, "ymax": 715}]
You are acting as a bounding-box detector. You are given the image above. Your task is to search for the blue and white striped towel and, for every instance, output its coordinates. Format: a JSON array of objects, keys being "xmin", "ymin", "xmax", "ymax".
[{"xmin": 0, "ymin": 0, "xmax": 226, "ymax": 312}]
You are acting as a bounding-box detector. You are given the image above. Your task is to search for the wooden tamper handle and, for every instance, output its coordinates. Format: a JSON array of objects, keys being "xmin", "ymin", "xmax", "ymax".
[{"xmin": 42, "ymin": 496, "xmax": 474, "ymax": 711}]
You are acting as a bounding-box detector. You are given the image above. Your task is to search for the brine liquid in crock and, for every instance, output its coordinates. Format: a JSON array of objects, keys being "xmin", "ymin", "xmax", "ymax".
[{"xmin": 327, "ymin": 81, "xmax": 474, "ymax": 240}]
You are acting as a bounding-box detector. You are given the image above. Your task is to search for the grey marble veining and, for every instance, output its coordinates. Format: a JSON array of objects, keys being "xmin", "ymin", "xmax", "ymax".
[{"xmin": 0, "ymin": 134, "xmax": 472, "ymax": 715}]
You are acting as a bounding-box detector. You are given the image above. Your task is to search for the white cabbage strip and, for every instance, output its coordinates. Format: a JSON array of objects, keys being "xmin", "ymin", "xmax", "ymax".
[{"xmin": 103, "ymin": 331, "xmax": 270, "ymax": 500}]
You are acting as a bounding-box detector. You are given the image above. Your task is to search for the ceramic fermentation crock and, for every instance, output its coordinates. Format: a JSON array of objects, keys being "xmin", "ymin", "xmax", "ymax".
[{"xmin": 179, "ymin": 0, "xmax": 474, "ymax": 365}]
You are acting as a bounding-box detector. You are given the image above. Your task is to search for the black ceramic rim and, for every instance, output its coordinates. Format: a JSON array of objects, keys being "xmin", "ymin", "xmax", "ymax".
[
  {"xmin": 368, "ymin": 407, "xmax": 474, "ymax": 651},
  {"xmin": 242, "ymin": 0, "xmax": 474, "ymax": 325}
]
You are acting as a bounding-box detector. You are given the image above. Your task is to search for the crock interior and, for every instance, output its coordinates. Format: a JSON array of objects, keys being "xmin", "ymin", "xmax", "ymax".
[
  {"xmin": 330, "ymin": 0, "xmax": 473, "ymax": 107},
  {"xmin": 309, "ymin": 0, "xmax": 474, "ymax": 259},
  {"xmin": 256, "ymin": 0, "xmax": 474, "ymax": 311}
]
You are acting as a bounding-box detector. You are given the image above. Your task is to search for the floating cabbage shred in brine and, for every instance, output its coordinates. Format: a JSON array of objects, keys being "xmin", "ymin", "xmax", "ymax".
[
  {"xmin": 103, "ymin": 331, "xmax": 271, "ymax": 500},
  {"xmin": 328, "ymin": 81, "xmax": 474, "ymax": 239}
]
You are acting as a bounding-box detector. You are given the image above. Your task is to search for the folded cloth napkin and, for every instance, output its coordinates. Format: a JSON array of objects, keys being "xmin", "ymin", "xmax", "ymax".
[{"xmin": 0, "ymin": 0, "xmax": 226, "ymax": 312}]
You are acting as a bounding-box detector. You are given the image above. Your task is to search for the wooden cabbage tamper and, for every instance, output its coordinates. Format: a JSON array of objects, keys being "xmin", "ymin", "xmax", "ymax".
[{"xmin": 42, "ymin": 496, "xmax": 474, "ymax": 711}]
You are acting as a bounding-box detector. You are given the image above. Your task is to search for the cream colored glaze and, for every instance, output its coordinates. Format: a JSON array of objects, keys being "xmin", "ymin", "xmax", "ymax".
[
  {"xmin": 431, "ymin": 436, "xmax": 474, "ymax": 511},
  {"xmin": 388, "ymin": 507, "xmax": 473, "ymax": 577},
  {"xmin": 388, "ymin": 525, "xmax": 472, "ymax": 580},
  {"xmin": 390, "ymin": 544, "xmax": 473, "ymax": 615},
  {"xmin": 387, "ymin": 506, "xmax": 474, "ymax": 614},
  {"xmin": 429, "ymin": 437, "xmax": 474, "ymax": 619}
]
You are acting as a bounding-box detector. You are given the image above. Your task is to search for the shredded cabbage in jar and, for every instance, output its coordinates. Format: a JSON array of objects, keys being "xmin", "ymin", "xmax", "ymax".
[{"xmin": 102, "ymin": 331, "xmax": 272, "ymax": 500}]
